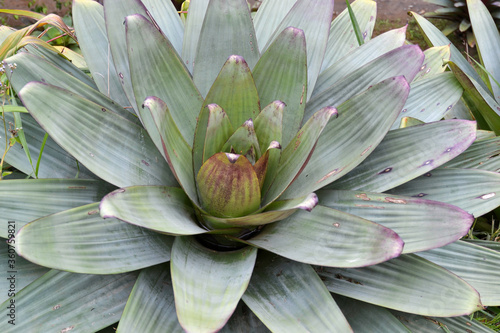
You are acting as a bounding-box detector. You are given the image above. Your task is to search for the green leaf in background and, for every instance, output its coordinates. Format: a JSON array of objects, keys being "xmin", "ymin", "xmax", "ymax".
[
  {"xmin": 412, "ymin": 45, "xmax": 451, "ymax": 82},
  {"xmin": 181, "ymin": 0, "xmax": 209, "ymax": 73},
  {"xmin": 242, "ymin": 252, "xmax": 353, "ymax": 333},
  {"xmin": 391, "ymin": 310, "xmax": 495, "ymax": 332},
  {"xmin": 16, "ymin": 203, "xmax": 174, "ymax": 274},
  {"xmin": 441, "ymin": 135, "xmax": 500, "ymax": 171},
  {"xmin": 171, "ymin": 236, "xmax": 257, "ymax": 333}
]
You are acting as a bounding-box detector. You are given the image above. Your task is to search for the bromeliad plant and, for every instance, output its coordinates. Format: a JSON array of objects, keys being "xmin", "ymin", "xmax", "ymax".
[{"xmin": 1, "ymin": 0, "xmax": 500, "ymax": 331}]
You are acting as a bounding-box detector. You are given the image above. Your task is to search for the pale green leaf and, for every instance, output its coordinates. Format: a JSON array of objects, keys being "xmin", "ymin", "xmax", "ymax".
[
  {"xmin": 284, "ymin": 77, "xmax": 410, "ymax": 199},
  {"xmin": 117, "ymin": 264, "xmax": 183, "ymax": 333},
  {"xmin": 0, "ymin": 179, "xmax": 114, "ymax": 238},
  {"xmin": 314, "ymin": 26, "xmax": 407, "ymax": 98},
  {"xmin": 220, "ymin": 302, "xmax": 270, "ymax": 333},
  {"xmin": 391, "ymin": 72, "xmax": 463, "ymax": 128},
  {"xmin": 253, "ymin": 27, "xmax": 306, "ymax": 147},
  {"xmin": 144, "ymin": 96, "xmax": 198, "ymax": 205},
  {"xmin": 193, "ymin": 0, "xmax": 259, "ymax": 97},
  {"xmin": 263, "ymin": 106, "xmax": 337, "ymax": 206},
  {"xmin": 263, "ymin": 0, "xmax": 334, "ymax": 100},
  {"xmin": 318, "ymin": 190, "xmax": 473, "ymax": 253},
  {"xmin": 418, "ymin": 240, "xmax": 500, "ymax": 306},
  {"xmin": 16, "ymin": 203, "xmax": 173, "ymax": 274},
  {"xmin": 331, "ymin": 120, "xmax": 476, "ymax": 192},
  {"xmin": 242, "ymin": 252, "xmax": 352, "ymax": 333},
  {"xmin": 100, "ymin": 185, "xmax": 205, "ymax": 235},
  {"xmin": 181, "ymin": 0, "xmax": 210, "ymax": 73},
  {"xmin": 413, "ymin": 45, "xmax": 451, "ymax": 82},
  {"xmin": 467, "ymin": 0, "xmax": 500, "ymax": 102},
  {"xmin": 18, "ymin": 82, "xmax": 175, "ymax": 188},
  {"xmin": 318, "ymin": 254, "xmax": 482, "ymax": 316},
  {"xmin": 334, "ymin": 295, "xmax": 411, "ymax": 332},
  {"xmin": 0, "ymin": 270, "xmax": 137, "ymax": 332},
  {"xmin": 252, "ymin": 0, "xmax": 297, "ymax": 51},
  {"xmin": 441, "ymin": 135, "xmax": 500, "ymax": 171},
  {"xmin": 0, "ymin": 245, "xmax": 49, "ymax": 304},
  {"xmin": 245, "ymin": 205, "xmax": 403, "ymax": 268},
  {"xmin": 126, "ymin": 14, "xmax": 203, "ymax": 144},
  {"xmin": 322, "ymin": 0, "xmax": 377, "ymax": 71},
  {"xmin": 142, "ymin": 0, "xmax": 184, "ymax": 54},
  {"xmin": 387, "ymin": 168, "xmax": 500, "ymax": 217},
  {"xmin": 171, "ymin": 236, "xmax": 257, "ymax": 333},
  {"xmin": 73, "ymin": 0, "xmax": 129, "ymax": 107}
]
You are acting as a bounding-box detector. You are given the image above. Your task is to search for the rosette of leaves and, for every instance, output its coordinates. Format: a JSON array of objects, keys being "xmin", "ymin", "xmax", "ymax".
[
  {"xmin": 1, "ymin": 0, "xmax": 500, "ymax": 332},
  {"xmin": 424, "ymin": 0, "xmax": 500, "ymax": 46}
]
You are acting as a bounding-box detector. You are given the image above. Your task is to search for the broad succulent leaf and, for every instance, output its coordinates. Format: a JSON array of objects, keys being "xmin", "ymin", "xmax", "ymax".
[
  {"xmin": 392, "ymin": 310, "xmax": 495, "ymax": 332},
  {"xmin": 16, "ymin": 203, "xmax": 174, "ymax": 274},
  {"xmin": 145, "ymin": 96, "xmax": 199, "ymax": 204},
  {"xmin": 193, "ymin": 0, "xmax": 259, "ymax": 97},
  {"xmin": 388, "ymin": 168, "xmax": 500, "ymax": 217},
  {"xmin": 73, "ymin": 0, "xmax": 129, "ymax": 107},
  {"xmin": 263, "ymin": 0, "xmax": 333, "ymax": 100},
  {"xmin": 252, "ymin": 27, "xmax": 306, "ymax": 147},
  {"xmin": 317, "ymin": 254, "xmax": 483, "ymax": 316},
  {"xmin": 6, "ymin": 52, "xmax": 138, "ymax": 124},
  {"xmin": 117, "ymin": 264, "xmax": 183, "ymax": 332},
  {"xmin": 203, "ymin": 55, "xmax": 260, "ymax": 129},
  {"xmin": 448, "ymin": 61, "xmax": 500, "ymax": 134},
  {"xmin": 322, "ymin": 0, "xmax": 377, "ymax": 70},
  {"xmin": 0, "ymin": 179, "xmax": 113, "ymax": 238},
  {"xmin": 245, "ymin": 206, "xmax": 403, "ymax": 268},
  {"xmin": 0, "ymin": 112, "xmax": 95, "ymax": 179},
  {"xmin": 262, "ymin": 106, "xmax": 338, "ymax": 206},
  {"xmin": 330, "ymin": 120, "xmax": 477, "ymax": 192},
  {"xmin": 252, "ymin": 0, "xmax": 297, "ymax": 51},
  {"xmin": 192, "ymin": 103, "xmax": 234, "ymax": 176},
  {"xmin": 18, "ymin": 82, "xmax": 175, "ymax": 188},
  {"xmin": 318, "ymin": 190, "xmax": 473, "ymax": 253},
  {"xmin": 171, "ymin": 236, "xmax": 257, "ymax": 333},
  {"xmin": 467, "ymin": 0, "xmax": 500, "ymax": 103},
  {"xmin": 253, "ymin": 101, "xmax": 283, "ymax": 154},
  {"xmin": 219, "ymin": 302, "xmax": 270, "ymax": 333},
  {"xmin": 0, "ymin": 270, "xmax": 137, "ymax": 332},
  {"xmin": 197, "ymin": 153, "xmax": 261, "ymax": 218},
  {"xmin": 441, "ymin": 135, "xmax": 500, "ymax": 171},
  {"xmin": 418, "ymin": 241, "xmax": 500, "ymax": 306},
  {"xmin": 126, "ymin": 13, "xmax": 203, "ymax": 143},
  {"xmin": 284, "ymin": 77, "xmax": 410, "ymax": 199},
  {"xmin": 181, "ymin": 0, "xmax": 210, "ymax": 73},
  {"xmin": 411, "ymin": 11, "xmax": 489, "ymax": 93},
  {"xmin": 141, "ymin": 0, "xmax": 184, "ymax": 54},
  {"xmin": 391, "ymin": 72, "xmax": 463, "ymax": 128},
  {"xmin": 306, "ymin": 45, "xmax": 423, "ymax": 120},
  {"xmin": 333, "ymin": 295, "xmax": 411, "ymax": 332},
  {"xmin": 242, "ymin": 252, "xmax": 353, "ymax": 333},
  {"xmin": 0, "ymin": 246, "xmax": 49, "ymax": 304},
  {"xmin": 314, "ymin": 26, "xmax": 407, "ymax": 99},
  {"xmin": 412, "ymin": 45, "xmax": 451, "ymax": 81},
  {"xmin": 104, "ymin": 0, "xmax": 151, "ymax": 110},
  {"xmin": 100, "ymin": 186, "xmax": 205, "ymax": 235}
]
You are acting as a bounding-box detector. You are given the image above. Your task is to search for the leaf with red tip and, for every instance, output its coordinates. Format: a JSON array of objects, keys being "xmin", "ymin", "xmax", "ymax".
[{"xmin": 197, "ymin": 153, "xmax": 261, "ymax": 218}]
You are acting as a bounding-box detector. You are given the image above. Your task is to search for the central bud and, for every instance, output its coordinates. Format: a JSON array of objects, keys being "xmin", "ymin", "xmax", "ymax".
[{"xmin": 196, "ymin": 152, "xmax": 261, "ymax": 218}]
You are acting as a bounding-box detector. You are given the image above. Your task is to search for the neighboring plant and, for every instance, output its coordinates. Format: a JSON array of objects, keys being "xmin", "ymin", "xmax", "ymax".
[
  {"xmin": 1, "ymin": 0, "xmax": 500, "ymax": 332},
  {"xmin": 424, "ymin": 0, "xmax": 500, "ymax": 47}
]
